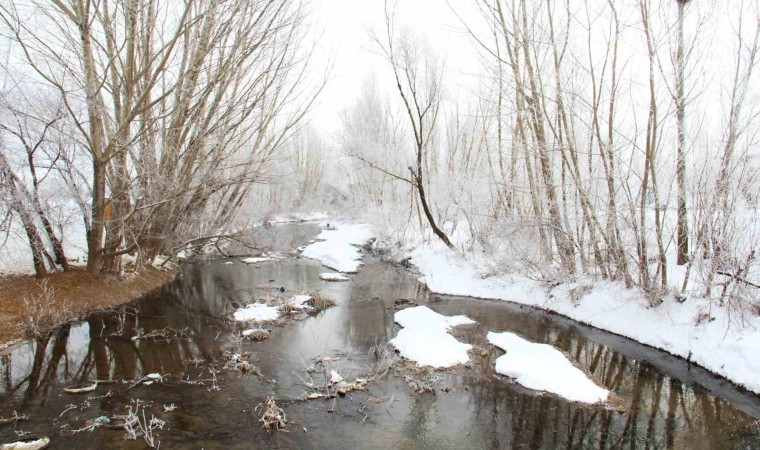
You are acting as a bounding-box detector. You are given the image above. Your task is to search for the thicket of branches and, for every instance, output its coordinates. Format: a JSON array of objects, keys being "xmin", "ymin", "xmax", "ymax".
[
  {"xmin": 341, "ymin": 0, "xmax": 760, "ymax": 314},
  {"xmin": 0, "ymin": 0, "xmax": 322, "ymax": 276}
]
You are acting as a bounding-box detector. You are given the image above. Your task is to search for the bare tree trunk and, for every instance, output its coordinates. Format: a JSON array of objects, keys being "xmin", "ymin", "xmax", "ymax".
[
  {"xmin": 640, "ymin": 0, "xmax": 667, "ymax": 296},
  {"xmin": 0, "ymin": 151, "xmax": 47, "ymax": 277},
  {"xmin": 87, "ymin": 158, "xmax": 107, "ymax": 275},
  {"xmin": 676, "ymin": 0, "xmax": 690, "ymax": 266},
  {"xmin": 518, "ymin": 0, "xmax": 575, "ymax": 274}
]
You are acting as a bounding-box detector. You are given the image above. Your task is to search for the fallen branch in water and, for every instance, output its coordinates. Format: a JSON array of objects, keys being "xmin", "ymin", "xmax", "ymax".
[{"xmin": 0, "ymin": 411, "xmax": 29, "ymax": 426}]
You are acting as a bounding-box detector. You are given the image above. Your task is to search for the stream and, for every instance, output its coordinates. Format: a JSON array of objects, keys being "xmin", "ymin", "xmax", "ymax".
[{"xmin": 1, "ymin": 223, "xmax": 760, "ymax": 449}]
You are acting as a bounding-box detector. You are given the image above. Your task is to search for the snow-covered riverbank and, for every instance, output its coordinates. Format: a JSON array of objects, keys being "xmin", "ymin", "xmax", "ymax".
[
  {"xmin": 309, "ymin": 220, "xmax": 760, "ymax": 396},
  {"xmin": 411, "ymin": 242, "xmax": 760, "ymax": 395}
]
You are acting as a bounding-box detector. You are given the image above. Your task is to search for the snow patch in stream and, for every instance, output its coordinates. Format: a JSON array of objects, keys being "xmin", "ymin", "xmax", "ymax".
[
  {"xmin": 320, "ymin": 272, "xmax": 351, "ymax": 282},
  {"xmin": 233, "ymin": 303, "xmax": 280, "ymax": 322},
  {"xmin": 488, "ymin": 331, "xmax": 608, "ymax": 404},
  {"xmin": 390, "ymin": 306, "xmax": 475, "ymax": 368},
  {"xmin": 241, "ymin": 256, "xmax": 272, "ymax": 264},
  {"xmin": 301, "ymin": 223, "xmax": 374, "ymax": 273}
]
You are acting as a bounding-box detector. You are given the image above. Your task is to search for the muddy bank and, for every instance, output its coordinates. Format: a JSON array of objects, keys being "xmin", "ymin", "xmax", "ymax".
[{"xmin": 0, "ymin": 266, "xmax": 179, "ymax": 349}]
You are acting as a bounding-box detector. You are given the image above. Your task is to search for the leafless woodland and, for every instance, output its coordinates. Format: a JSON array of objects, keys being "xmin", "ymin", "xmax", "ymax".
[{"xmin": 1, "ymin": 0, "xmax": 759, "ymax": 315}]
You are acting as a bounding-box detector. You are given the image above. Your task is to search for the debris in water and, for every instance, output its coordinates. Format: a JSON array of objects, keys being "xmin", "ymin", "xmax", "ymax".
[
  {"xmin": 0, "ymin": 412, "xmax": 29, "ymax": 426},
  {"xmin": 393, "ymin": 299, "xmax": 417, "ymax": 309},
  {"xmin": 72, "ymin": 416, "xmax": 111, "ymax": 433},
  {"xmin": 330, "ymin": 370, "xmax": 343, "ymax": 384},
  {"xmin": 257, "ymin": 397, "xmax": 287, "ymax": 431},
  {"xmin": 242, "ymin": 328, "xmax": 270, "ymax": 341},
  {"xmin": 102, "ymin": 416, "xmax": 130, "ymax": 430},
  {"xmin": 239, "ymin": 361, "xmax": 258, "ymax": 375}
]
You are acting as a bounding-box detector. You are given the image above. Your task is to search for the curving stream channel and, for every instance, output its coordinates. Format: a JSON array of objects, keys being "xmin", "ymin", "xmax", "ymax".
[{"xmin": 1, "ymin": 223, "xmax": 760, "ymax": 449}]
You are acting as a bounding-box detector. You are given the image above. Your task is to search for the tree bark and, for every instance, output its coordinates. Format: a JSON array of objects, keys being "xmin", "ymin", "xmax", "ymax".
[{"xmin": 676, "ymin": 0, "xmax": 690, "ymax": 265}]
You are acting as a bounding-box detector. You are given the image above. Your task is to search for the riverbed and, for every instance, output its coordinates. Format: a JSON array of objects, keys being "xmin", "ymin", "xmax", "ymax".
[{"xmin": 1, "ymin": 223, "xmax": 759, "ymax": 449}]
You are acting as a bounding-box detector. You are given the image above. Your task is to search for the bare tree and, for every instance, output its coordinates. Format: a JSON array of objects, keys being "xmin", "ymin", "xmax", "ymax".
[
  {"xmin": 1, "ymin": 0, "xmax": 322, "ymax": 275},
  {"xmin": 0, "ymin": 94, "xmax": 70, "ymax": 273},
  {"xmin": 374, "ymin": 0, "xmax": 454, "ymax": 248},
  {"xmin": 0, "ymin": 143, "xmax": 48, "ymax": 277}
]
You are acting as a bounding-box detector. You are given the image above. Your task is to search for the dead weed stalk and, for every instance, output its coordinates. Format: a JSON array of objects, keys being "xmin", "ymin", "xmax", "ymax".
[
  {"xmin": 17, "ymin": 280, "xmax": 76, "ymax": 338},
  {"xmin": 257, "ymin": 397, "xmax": 287, "ymax": 431}
]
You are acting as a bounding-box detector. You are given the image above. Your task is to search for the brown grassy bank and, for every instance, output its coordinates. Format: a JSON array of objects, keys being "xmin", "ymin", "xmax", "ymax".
[{"xmin": 0, "ymin": 267, "xmax": 178, "ymax": 350}]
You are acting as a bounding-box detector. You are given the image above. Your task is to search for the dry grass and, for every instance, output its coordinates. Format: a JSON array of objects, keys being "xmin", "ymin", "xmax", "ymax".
[
  {"xmin": 279, "ymin": 299, "xmax": 298, "ymax": 315},
  {"xmin": 16, "ymin": 280, "xmax": 75, "ymax": 338},
  {"xmin": 306, "ymin": 292, "xmax": 336, "ymax": 312},
  {"xmin": 369, "ymin": 342, "xmax": 400, "ymax": 379},
  {"xmin": 0, "ymin": 267, "xmax": 178, "ymax": 346},
  {"xmin": 243, "ymin": 328, "xmax": 270, "ymax": 341}
]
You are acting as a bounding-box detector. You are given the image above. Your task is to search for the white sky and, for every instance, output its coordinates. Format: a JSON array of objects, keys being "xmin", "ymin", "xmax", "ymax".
[{"xmin": 308, "ymin": 0, "xmax": 483, "ymax": 143}]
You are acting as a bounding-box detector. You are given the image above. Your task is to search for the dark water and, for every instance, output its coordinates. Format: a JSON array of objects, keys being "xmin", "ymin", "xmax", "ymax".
[{"xmin": 2, "ymin": 224, "xmax": 760, "ymax": 449}]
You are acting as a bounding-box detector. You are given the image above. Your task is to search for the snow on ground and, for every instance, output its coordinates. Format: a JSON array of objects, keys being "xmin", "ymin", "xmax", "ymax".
[
  {"xmin": 233, "ymin": 303, "xmax": 280, "ymax": 322},
  {"xmin": 410, "ymin": 244, "xmax": 760, "ymax": 394},
  {"xmin": 389, "ymin": 306, "xmax": 475, "ymax": 368},
  {"xmin": 319, "ymin": 272, "xmax": 351, "ymax": 282},
  {"xmin": 488, "ymin": 331, "xmax": 609, "ymax": 404},
  {"xmin": 301, "ymin": 223, "xmax": 374, "ymax": 273}
]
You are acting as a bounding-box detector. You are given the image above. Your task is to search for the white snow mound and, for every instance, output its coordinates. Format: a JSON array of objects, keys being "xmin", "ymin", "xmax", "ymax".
[
  {"xmin": 394, "ymin": 305, "xmax": 475, "ymax": 332},
  {"xmin": 488, "ymin": 331, "xmax": 608, "ymax": 404},
  {"xmin": 390, "ymin": 306, "xmax": 475, "ymax": 368},
  {"xmin": 233, "ymin": 304, "xmax": 280, "ymax": 322}
]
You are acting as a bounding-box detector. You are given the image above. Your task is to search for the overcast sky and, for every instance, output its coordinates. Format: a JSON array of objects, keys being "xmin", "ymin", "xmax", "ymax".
[{"xmin": 308, "ymin": 0, "xmax": 483, "ymax": 142}]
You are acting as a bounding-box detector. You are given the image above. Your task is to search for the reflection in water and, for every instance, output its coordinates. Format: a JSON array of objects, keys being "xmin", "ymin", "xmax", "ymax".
[{"xmin": 1, "ymin": 224, "xmax": 759, "ymax": 449}]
